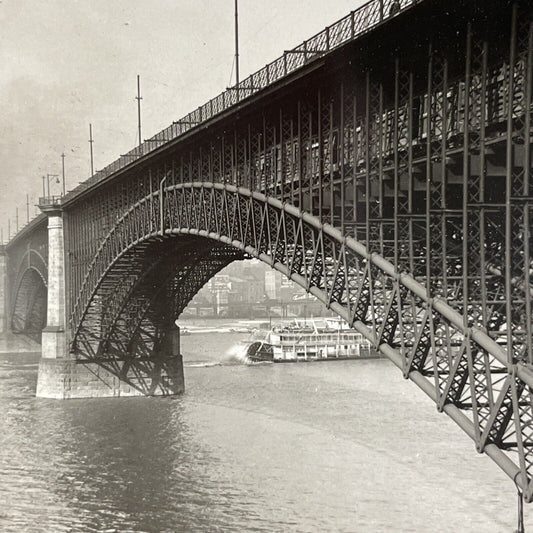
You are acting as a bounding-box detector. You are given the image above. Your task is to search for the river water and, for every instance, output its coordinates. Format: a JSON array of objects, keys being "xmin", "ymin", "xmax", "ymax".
[{"xmin": 0, "ymin": 320, "xmax": 530, "ymax": 532}]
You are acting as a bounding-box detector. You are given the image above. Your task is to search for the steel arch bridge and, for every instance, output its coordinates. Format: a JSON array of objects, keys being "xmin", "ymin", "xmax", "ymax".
[{"xmin": 3, "ymin": 0, "xmax": 533, "ymax": 500}]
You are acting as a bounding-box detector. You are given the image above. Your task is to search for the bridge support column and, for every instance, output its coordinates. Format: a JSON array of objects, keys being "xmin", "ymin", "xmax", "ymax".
[
  {"xmin": 39, "ymin": 205, "xmax": 67, "ymax": 359},
  {"xmin": 35, "ymin": 203, "xmax": 70, "ymax": 398},
  {"xmin": 0, "ymin": 245, "xmax": 6, "ymax": 335}
]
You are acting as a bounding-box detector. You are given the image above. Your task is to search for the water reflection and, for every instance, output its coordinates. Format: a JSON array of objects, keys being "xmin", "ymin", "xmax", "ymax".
[{"xmin": 31, "ymin": 397, "xmax": 214, "ymax": 532}]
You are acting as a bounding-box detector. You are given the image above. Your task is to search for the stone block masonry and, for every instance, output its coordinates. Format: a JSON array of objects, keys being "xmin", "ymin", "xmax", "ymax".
[
  {"xmin": 39, "ymin": 205, "xmax": 67, "ymax": 359},
  {"xmin": 36, "ymin": 354, "xmax": 184, "ymax": 399}
]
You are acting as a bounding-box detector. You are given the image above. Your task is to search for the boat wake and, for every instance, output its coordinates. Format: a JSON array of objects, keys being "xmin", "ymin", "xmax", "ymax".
[
  {"xmin": 223, "ymin": 343, "xmax": 251, "ymax": 365},
  {"xmin": 185, "ymin": 362, "xmax": 222, "ymax": 368}
]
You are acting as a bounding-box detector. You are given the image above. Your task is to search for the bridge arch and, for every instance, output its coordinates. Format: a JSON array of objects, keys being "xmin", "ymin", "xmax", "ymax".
[
  {"xmin": 73, "ymin": 236, "xmax": 244, "ymax": 362},
  {"xmin": 68, "ymin": 182, "xmax": 533, "ymax": 497},
  {"xmin": 9, "ymin": 247, "xmax": 48, "ymax": 341},
  {"xmin": 11, "ymin": 266, "xmax": 47, "ymax": 340},
  {"xmin": 69, "ymin": 182, "xmax": 532, "ymax": 493}
]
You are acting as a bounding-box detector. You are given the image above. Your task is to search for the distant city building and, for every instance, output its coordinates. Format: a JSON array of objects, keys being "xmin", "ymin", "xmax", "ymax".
[
  {"xmin": 264, "ymin": 270, "xmax": 277, "ymax": 299},
  {"xmin": 184, "ymin": 259, "xmax": 328, "ymax": 318}
]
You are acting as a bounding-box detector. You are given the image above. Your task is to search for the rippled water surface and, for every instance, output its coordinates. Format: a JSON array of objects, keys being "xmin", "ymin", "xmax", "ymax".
[{"xmin": 0, "ymin": 324, "xmax": 530, "ymax": 532}]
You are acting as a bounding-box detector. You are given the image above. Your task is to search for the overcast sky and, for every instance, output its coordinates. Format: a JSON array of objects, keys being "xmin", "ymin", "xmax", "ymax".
[{"xmin": 0, "ymin": 0, "xmax": 366, "ymax": 242}]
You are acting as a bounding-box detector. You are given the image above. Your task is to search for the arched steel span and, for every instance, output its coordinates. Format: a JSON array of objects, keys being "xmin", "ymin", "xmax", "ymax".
[
  {"xmin": 11, "ymin": 267, "xmax": 47, "ymax": 341},
  {"xmin": 10, "ymin": 248, "xmax": 48, "ymax": 341},
  {"xmin": 75, "ymin": 238, "xmax": 243, "ymax": 360},
  {"xmin": 69, "ymin": 181, "xmax": 533, "ymax": 499},
  {"xmin": 73, "ymin": 236, "xmax": 243, "ymax": 395}
]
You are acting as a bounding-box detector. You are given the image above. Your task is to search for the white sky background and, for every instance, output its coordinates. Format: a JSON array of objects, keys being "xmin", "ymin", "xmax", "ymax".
[{"xmin": 0, "ymin": 0, "xmax": 365, "ymax": 241}]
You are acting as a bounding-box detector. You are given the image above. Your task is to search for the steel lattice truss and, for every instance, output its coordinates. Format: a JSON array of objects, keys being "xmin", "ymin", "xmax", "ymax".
[
  {"xmin": 11, "ymin": 268, "xmax": 47, "ymax": 340},
  {"xmin": 5, "ymin": 0, "xmax": 533, "ymax": 498},
  {"xmin": 73, "ymin": 237, "xmax": 243, "ymax": 394},
  {"xmin": 9, "ymin": 245, "xmax": 48, "ymax": 341},
  {"xmin": 59, "ymin": 0, "xmax": 418, "ymax": 198},
  {"xmin": 71, "ymin": 181, "xmax": 533, "ymax": 496}
]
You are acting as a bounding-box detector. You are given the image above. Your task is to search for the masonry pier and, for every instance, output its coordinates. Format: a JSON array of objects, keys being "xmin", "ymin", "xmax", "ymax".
[
  {"xmin": 39, "ymin": 204, "xmax": 67, "ymax": 360},
  {"xmin": 35, "ymin": 339, "xmax": 185, "ymax": 399}
]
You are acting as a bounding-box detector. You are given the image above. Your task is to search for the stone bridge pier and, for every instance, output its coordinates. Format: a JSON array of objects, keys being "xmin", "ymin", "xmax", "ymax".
[{"xmin": 35, "ymin": 203, "xmax": 184, "ymax": 399}]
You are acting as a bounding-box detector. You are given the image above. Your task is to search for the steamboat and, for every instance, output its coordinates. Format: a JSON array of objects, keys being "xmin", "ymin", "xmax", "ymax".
[{"xmin": 245, "ymin": 318, "xmax": 376, "ymax": 363}]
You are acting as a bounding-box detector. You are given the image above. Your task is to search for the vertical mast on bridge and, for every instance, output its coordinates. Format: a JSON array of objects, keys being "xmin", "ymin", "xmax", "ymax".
[
  {"xmin": 89, "ymin": 124, "xmax": 94, "ymax": 176},
  {"xmin": 235, "ymin": 0, "xmax": 240, "ymax": 98},
  {"xmin": 61, "ymin": 153, "xmax": 66, "ymax": 196},
  {"xmin": 136, "ymin": 74, "xmax": 142, "ymax": 150}
]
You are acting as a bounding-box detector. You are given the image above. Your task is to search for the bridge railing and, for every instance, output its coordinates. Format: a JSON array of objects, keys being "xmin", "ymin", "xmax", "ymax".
[
  {"xmin": 38, "ymin": 196, "xmax": 63, "ymax": 207},
  {"xmin": 61, "ymin": 0, "xmax": 419, "ymax": 204}
]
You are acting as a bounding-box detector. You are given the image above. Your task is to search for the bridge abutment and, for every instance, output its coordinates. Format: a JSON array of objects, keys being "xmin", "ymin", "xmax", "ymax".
[{"xmin": 36, "ymin": 203, "xmax": 69, "ymax": 398}]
